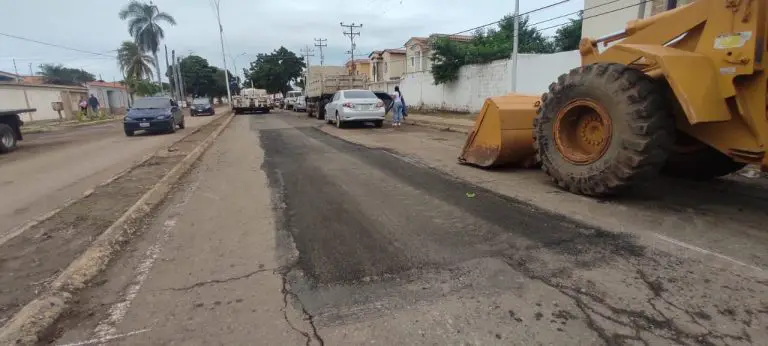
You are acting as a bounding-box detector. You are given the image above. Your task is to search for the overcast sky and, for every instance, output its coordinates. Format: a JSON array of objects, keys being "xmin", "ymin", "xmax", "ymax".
[{"xmin": 0, "ymin": 0, "xmax": 584, "ymax": 83}]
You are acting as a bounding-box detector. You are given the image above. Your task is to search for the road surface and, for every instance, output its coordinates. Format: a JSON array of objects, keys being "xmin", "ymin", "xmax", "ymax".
[
  {"xmin": 46, "ymin": 111, "xmax": 768, "ymax": 345},
  {"xmin": 0, "ymin": 112, "xmax": 218, "ymax": 243}
]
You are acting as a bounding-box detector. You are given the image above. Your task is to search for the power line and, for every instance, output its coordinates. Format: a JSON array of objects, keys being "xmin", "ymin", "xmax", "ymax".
[
  {"xmin": 0, "ymin": 32, "xmax": 117, "ymax": 58},
  {"xmin": 378, "ymin": 0, "xmax": 654, "ymax": 67},
  {"xmin": 449, "ymin": 0, "xmax": 571, "ymax": 36}
]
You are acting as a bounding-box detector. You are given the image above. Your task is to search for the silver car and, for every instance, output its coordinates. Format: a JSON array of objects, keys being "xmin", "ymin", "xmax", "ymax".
[{"xmin": 324, "ymin": 89, "xmax": 385, "ymax": 128}]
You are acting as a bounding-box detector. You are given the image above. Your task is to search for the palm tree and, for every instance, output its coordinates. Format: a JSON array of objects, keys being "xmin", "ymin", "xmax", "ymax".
[
  {"xmin": 117, "ymin": 41, "xmax": 155, "ymax": 80},
  {"xmin": 118, "ymin": 0, "xmax": 176, "ymax": 89}
]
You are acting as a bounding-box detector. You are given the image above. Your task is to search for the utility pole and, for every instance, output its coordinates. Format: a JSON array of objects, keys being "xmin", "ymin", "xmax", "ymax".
[
  {"xmin": 164, "ymin": 45, "xmax": 171, "ymax": 92},
  {"xmin": 28, "ymin": 63, "xmax": 33, "ymax": 76},
  {"xmin": 313, "ymin": 38, "xmax": 327, "ymax": 66},
  {"xmin": 12, "ymin": 58, "xmax": 20, "ymax": 82},
  {"xmin": 340, "ymin": 22, "xmax": 362, "ymax": 75},
  {"xmin": 300, "ymin": 45, "xmax": 314, "ymax": 91},
  {"xmin": 177, "ymin": 57, "xmax": 185, "ymax": 104},
  {"xmin": 213, "ymin": 0, "xmax": 232, "ymax": 106},
  {"xmin": 511, "ymin": 0, "xmax": 520, "ymax": 92},
  {"xmin": 171, "ymin": 50, "xmax": 180, "ymax": 100}
]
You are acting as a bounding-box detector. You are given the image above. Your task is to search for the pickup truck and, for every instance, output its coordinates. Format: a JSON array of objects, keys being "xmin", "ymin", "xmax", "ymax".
[{"xmin": 0, "ymin": 108, "xmax": 34, "ymax": 153}]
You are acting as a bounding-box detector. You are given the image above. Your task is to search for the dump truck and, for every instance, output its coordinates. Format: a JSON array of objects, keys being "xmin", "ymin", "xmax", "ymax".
[
  {"xmin": 459, "ymin": 0, "xmax": 768, "ymax": 197},
  {"xmin": 0, "ymin": 108, "xmax": 34, "ymax": 153},
  {"xmin": 232, "ymin": 88, "xmax": 270, "ymax": 114},
  {"xmin": 306, "ymin": 66, "xmax": 366, "ymax": 120}
]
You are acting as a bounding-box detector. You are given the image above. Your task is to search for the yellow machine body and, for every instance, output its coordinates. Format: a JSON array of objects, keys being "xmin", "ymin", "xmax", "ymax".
[{"xmin": 460, "ymin": 0, "xmax": 768, "ymax": 172}]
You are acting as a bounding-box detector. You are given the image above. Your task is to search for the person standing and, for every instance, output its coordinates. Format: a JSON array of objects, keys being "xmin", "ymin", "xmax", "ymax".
[
  {"xmin": 392, "ymin": 86, "xmax": 404, "ymax": 127},
  {"xmin": 78, "ymin": 97, "xmax": 88, "ymax": 117},
  {"xmin": 87, "ymin": 94, "xmax": 100, "ymax": 118}
]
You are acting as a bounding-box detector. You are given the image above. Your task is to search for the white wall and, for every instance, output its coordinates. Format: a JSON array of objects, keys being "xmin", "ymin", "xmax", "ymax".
[
  {"xmin": 581, "ymin": 0, "xmax": 649, "ymax": 40},
  {"xmin": 395, "ymin": 51, "xmax": 580, "ymax": 113},
  {"xmin": 0, "ymin": 85, "xmax": 84, "ymax": 122}
]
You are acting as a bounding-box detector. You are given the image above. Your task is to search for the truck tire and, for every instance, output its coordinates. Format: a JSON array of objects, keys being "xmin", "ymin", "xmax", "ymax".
[
  {"xmin": 660, "ymin": 132, "xmax": 746, "ymax": 180},
  {"xmin": 534, "ymin": 63, "xmax": 674, "ymax": 196},
  {"xmin": 0, "ymin": 123, "xmax": 18, "ymax": 153},
  {"xmin": 318, "ymin": 100, "xmax": 327, "ymax": 120}
]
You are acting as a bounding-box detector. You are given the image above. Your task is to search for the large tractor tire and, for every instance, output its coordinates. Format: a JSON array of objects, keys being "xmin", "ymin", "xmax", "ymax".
[
  {"xmin": 660, "ymin": 132, "xmax": 746, "ymax": 180},
  {"xmin": 533, "ymin": 63, "xmax": 675, "ymax": 196}
]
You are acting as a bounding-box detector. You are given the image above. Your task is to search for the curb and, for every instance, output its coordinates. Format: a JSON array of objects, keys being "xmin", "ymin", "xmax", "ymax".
[
  {"xmin": 388, "ymin": 118, "xmax": 472, "ymax": 134},
  {"xmin": 0, "ymin": 112, "xmax": 235, "ymax": 345}
]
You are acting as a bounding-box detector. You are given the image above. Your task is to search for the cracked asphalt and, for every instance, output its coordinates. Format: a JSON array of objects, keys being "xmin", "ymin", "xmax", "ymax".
[{"xmin": 44, "ymin": 111, "xmax": 768, "ymax": 345}]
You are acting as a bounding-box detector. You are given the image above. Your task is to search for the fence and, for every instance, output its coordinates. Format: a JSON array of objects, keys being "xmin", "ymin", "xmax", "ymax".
[{"xmin": 373, "ymin": 50, "xmax": 580, "ymax": 113}]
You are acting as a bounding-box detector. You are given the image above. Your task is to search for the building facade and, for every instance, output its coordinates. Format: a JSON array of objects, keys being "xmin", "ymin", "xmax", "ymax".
[
  {"xmin": 345, "ymin": 59, "xmax": 371, "ymax": 80},
  {"xmin": 85, "ymin": 81, "xmax": 130, "ymax": 116},
  {"xmin": 368, "ymin": 49, "xmax": 407, "ymax": 82}
]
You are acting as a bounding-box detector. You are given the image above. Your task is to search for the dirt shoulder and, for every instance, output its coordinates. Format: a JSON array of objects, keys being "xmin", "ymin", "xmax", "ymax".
[{"xmin": 0, "ymin": 114, "xmax": 229, "ymax": 326}]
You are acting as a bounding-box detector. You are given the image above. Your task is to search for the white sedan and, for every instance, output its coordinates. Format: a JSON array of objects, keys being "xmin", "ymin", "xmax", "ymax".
[{"xmin": 324, "ymin": 89, "xmax": 385, "ymax": 128}]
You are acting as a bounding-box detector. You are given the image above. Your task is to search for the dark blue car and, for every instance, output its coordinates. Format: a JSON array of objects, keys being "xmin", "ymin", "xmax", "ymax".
[
  {"xmin": 123, "ymin": 97, "xmax": 185, "ymax": 137},
  {"xmin": 190, "ymin": 98, "xmax": 215, "ymax": 116}
]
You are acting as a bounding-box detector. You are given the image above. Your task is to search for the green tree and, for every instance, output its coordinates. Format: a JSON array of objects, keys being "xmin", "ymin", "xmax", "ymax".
[
  {"xmin": 177, "ymin": 55, "xmax": 216, "ymax": 97},
  {"xmin": 123, "ymin": 77, "xmax": 160, "ymax": 96},
  {"xmin": 244, "ymin": 47, "xmax": 305, "ymax": 94},
  {"xmin": 552, "ymin": 14, "xmax": 583, "ymax": 52},
  {"xmin": 119, "ymin": 0, "xmax": 176, "ymax": 87},
  {"xmin": 429, "ymin": 14, "xmax": 557, "ymax": 84},
  {"xmin": 117, "ymin": 41, "xmax": 155, "ymax": 80},
  {"xmin": 38, "ymin": 64, "xmax": 95, "ymax": 85}
]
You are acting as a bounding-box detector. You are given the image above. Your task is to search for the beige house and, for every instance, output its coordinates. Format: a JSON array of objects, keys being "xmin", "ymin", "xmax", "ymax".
[
  {"xmin": 582, "ymin": 0, "xmax": 696, "ymax": 40},
  {"xmin": 86, "ymin": 81, "xmax": 129, "ymax": 116},
  {"xmin": 345, "ymin": 59, "xmax": 371, "ymax": 80},
  {"xmin": 368, "ymin": 49, "xmax": 407, "ymax": 82},
  {"xmin": 403, "ymin": 34, "xmax": 473, "ymax": 74}
]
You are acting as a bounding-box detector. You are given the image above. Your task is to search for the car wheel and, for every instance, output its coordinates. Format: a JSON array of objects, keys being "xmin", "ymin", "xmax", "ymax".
[
  {"xmin": 336, "ymin": 112, "xmax": 344, "ymax": 129},
  {"xmin": 0, "ymin": 123, "xmax": 18, "ymax": 153},
  {"xmin": 374, "ymin": 120, "xmax": 383, "ymax": 128},
  {"xmin": 168, "ymin": 120, "xmax": 177, "ymax": 133},
  {"xmin": 124, "ymin": 129, "xmax": 134, "ymax": 137}
]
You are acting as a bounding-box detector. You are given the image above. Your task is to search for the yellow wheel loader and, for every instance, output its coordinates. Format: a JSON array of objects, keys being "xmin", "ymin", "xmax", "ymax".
[{"xmin": 459, "ymin": 0, "xmax": 768, "ymax": 196}]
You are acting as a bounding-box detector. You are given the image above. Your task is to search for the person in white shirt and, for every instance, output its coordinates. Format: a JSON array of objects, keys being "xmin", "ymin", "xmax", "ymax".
[{"xmin": 392, "ymin": 86, "xmax": 404, "ymax": 127}]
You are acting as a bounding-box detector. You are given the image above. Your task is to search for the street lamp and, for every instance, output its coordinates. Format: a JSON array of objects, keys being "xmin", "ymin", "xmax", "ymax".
[{"xmin": 213, "ymin": 0, "xmax": 232, "ymax": 107}]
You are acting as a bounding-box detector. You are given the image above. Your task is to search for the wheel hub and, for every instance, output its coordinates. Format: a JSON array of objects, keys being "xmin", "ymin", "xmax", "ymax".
[{"xmin": 553, "ymin": 99, "xmax": 612, "ymax": 165}]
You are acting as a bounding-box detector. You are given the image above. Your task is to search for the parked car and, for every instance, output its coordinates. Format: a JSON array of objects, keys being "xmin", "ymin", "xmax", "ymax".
[
  {"xmin": 123, "ymin": 97, "xmax": 185, "ymax": 136},
  {"xmin": 294, "ymin": 97, "xmax": 307, "ymax": 112},
  {"xmin": 190, "ymin": 98, "xmax": 215, "ymax": 116},
  {"xmin": 324, "ymin": 89, "xmax": 385, "ymax": 128}
]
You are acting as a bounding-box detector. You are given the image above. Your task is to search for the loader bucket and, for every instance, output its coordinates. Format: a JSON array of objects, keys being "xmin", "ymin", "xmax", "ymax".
[{"xmin": 458, "ymin": 94, "xmax": 540, "ymax": 168}]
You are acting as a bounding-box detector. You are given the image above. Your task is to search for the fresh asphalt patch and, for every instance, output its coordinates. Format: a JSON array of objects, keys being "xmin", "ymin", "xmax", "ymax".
[{"xmin": 259, "ymin": 122, "xmax": 768, "ymax": 345}]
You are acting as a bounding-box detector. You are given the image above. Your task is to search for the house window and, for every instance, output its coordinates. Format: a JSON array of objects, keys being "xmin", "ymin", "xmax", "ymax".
[
  {"xmin": 384, "ymin": 62, "xmax": 388, "ymax": 74},
  {"xmin": 410, "ymin": 56, "xmax": 415, "ymax": 67}
]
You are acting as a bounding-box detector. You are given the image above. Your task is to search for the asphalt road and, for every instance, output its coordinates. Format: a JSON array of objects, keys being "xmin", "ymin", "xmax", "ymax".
[
  {"xmin": 47, "ymin": 111, "xmax": 768, "ymax": 345},
  {"xmin": 0, "ymin": 112, "xmax": 218, "ymax": 244}
]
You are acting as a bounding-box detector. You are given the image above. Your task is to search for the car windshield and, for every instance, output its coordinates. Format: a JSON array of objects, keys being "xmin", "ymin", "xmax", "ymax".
[
  {"xmin": 287, "ymin": 92, "xmax": 302, "ymax": 98},
  {"xmin": 192, "ymin": 99, "xmax": 210, "ymax": 105},
  {"xmin": 132, "ymin": 98, "xmax": 171, "ymax": 109},
  {"xmin": 344, "ymin": 90, "xmax": 376, "ymax": 99}
]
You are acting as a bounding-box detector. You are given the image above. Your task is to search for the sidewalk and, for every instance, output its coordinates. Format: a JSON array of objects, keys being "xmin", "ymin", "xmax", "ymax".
[{"xmin": 397, "ymin": 113, "xmax": 475, "ymax": 133}]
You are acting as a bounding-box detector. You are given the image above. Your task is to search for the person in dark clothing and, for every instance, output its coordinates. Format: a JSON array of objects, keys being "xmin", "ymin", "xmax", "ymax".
[
  {"xmin": 88, "ymin": 94, "xmax": 99, "ymax": 112},
  {"xmin": 399, "ymin": 86, "xmax": 407, "ymax": 117}
]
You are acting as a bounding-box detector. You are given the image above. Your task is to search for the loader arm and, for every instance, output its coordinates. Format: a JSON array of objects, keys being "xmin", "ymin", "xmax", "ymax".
[{"xmin": 582, "ymin": 0, "xmax": 768, "ymax": 168}]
